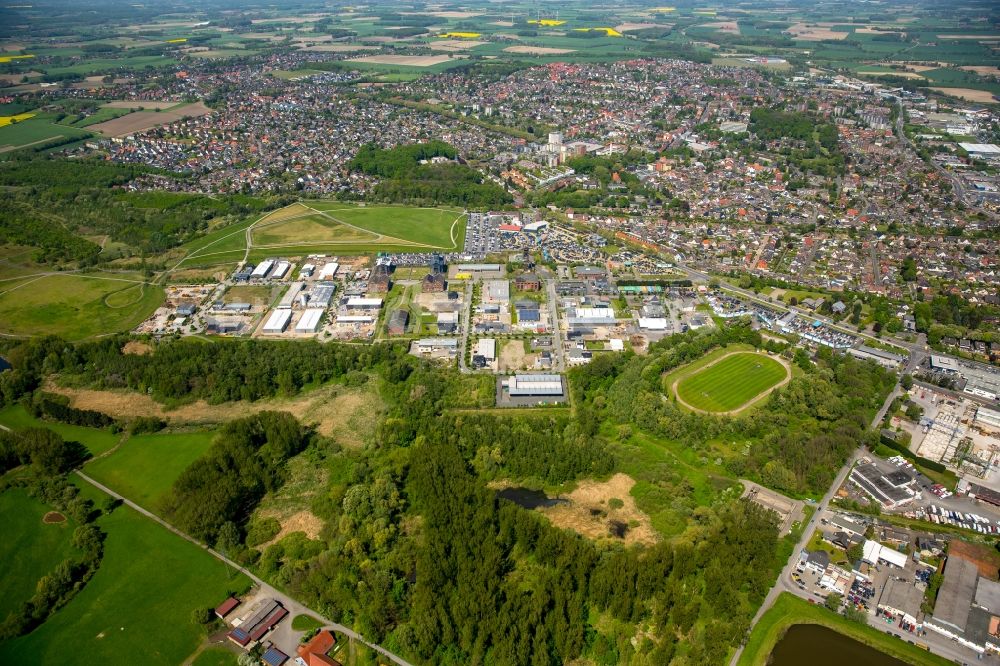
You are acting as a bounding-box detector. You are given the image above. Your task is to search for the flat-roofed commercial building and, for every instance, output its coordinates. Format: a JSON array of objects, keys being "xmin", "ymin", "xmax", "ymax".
[
  {"xmin": 506, "ymin": 374, "xmax": 564, "ymax": 396},
  {"xmin": 295, "ymin": 309, "xmax": 324, "ymax": 333},
  {"xmin": 261, "ymin": 309, "xmax": 291, "ymax": 334}
]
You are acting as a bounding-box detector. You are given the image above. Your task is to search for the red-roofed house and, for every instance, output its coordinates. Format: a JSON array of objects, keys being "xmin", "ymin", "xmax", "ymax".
[{"xmin": 298, "ymin": 630, "xmax": 341, "ymax": 666}]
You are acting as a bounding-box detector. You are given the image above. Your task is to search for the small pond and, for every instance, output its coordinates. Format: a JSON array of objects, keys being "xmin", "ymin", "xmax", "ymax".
[
  {"xmin": 497, "ymin": 487, "xmax": 566, "ymax": 510},
  {"xmin": 768, "ymin": 624, "xmax": 909, "ymax": 666}
]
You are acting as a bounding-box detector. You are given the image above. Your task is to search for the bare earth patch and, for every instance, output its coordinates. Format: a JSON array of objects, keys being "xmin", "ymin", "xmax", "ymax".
[
  {"xmin": 430, "ymin": 40, "xmax": 486, "ymax": 51},
  {"xmin": 698, "ymin": 21, "xmax": 739, "ymax": 35},
  {"xmin": 348, "ymin": 54, "xmax": 454, "ymax": 67},
  {"xmin": 541, "ymin": 474, "xmax": 657, "ymax": 545},
  {"xmin": 89, "ymin": 102, "xmax": 213, "ymax": 138},
  {"xmin": 258, "ymin": 510, "xmax": 325, "ymax": 549},
  {"xmin": 43, "ymin": 380, "xmax": 383, "ymax": 443},
  {"xmin": 928, "ymin": 87, "xmax": 998, "ymax": 104},
  {"xmin": 786, "ymin": 23, "xmax": 848, "ymax": 40},
  {"xmin": 43, "ymin": 511, "xmax": 66, "ymax": 524},
  {"xmin": 102, "ymin": 100, "xmax": 179, "ymax": 110},
  {"xmin": 959, "ymin": 65, "xmax": 1000, "ymax": 78},
  {"xmin": 122, "ymin": 340, "xmax": 153, "ymax": 355},
  {"xmin": 297, "ymin": 44, "xmax": 379, "ymax": 53},
  {"xmin": 857, "ymin": 70, "xmax": 926, "ymax": 80},
  {"xmin": 503, "ymin": 46, "xmax": 577, "ymax": 55}
]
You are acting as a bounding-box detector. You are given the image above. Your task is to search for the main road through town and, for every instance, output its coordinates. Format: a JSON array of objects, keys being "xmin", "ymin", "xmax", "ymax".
[{"xmin": 727, "ymin": 383, "xmax": 900, "ymax": 666}]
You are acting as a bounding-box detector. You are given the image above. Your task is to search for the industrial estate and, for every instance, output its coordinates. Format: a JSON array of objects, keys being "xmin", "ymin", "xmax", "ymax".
[{"xmin": 1, "ymin": 0, "xmax": 1000, "ymax": 666}]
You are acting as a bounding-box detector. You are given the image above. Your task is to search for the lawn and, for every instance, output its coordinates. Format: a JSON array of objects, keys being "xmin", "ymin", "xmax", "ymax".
[
  {"xmin": 0, "ymin": 274, "xmax": 164, "ymax": 340},
  {"xmin": 305, "ymin": 203, "xmax": 466, "ymax": 249},
  {"xmin": 0, "ymin": 479, "xmax": 250, "ymax": 666},
  {"xmin": 252, "ymin": 212, "xmax": 379, "ymax": 246},
  {"xmin": 0, "ymin": 404, "xmax": 121, "ymax": 456},
  {"xmin": 736, "ymin": 592, "xmax": 951, "ymax": 666},
  {"xmin": 84, "ymin": 430, "xmax": 216, "ymax": 509},
  {"xmin": 0, "ymin": 489, "xmax": 77, "ymax": 620},
  {"xmin": 191, "ymin": 647, "xmax": 239, "ymax": 666},
  {"xmin": 675, "ymin": 351, "xmax": 788, "ymax": 413}
]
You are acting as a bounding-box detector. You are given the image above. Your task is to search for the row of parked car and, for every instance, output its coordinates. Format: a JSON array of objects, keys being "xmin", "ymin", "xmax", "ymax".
[{"xmin": 926, "ymin": 504, "xmax": 1000, "ymax": 533}]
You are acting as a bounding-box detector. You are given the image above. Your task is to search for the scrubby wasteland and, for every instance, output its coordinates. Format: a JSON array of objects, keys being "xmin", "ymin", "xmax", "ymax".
[{"xmin": 1, "ymin": 0, "xmax": 1000, "ymax": 665}]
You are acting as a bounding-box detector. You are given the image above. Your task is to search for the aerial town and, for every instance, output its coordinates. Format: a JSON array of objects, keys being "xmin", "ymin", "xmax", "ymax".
[{"xmin": 1, "ymin": 1, "xmax": 999, "ymax": 666}]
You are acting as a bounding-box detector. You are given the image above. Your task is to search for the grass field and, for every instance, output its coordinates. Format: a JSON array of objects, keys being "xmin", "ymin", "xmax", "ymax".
[
  {"xmin": 675, "ymin": 351, "xmax": 788, "ymax": 413},
  {"xmin": 0, "ymin": 114, "xmax": 93, "ymax": 151},
  {"xmin": 0, "ymin": 274, "xmax": 164, "ymax": 340},
  {"xmin": 0, "ymin": 404, "xmax": 121, "ymax": 456},
  {"xmin": 736, "ymin": 593, "xmax": 950, "ymax": 666},
  {"xmin": 84, "ymin": 430, "xmax": 215, "ymax": 509},
  {"xmin": 250, "ymin": 203, "xmax": 466, "ymax": 253},
  {"xmin": 0, "ymin": 489, "xmax": 78, "ymax": 620},
  {"xmin": 0, "ymin": 479, "xmax": 250, "ymax": 666},
  {"xmin": 191, "ymin": 647, "xmax": 239, "ymax": 666}
]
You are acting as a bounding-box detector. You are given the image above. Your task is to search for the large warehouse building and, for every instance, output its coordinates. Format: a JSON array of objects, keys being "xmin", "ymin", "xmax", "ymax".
[{"xmin": 506, "ymin": 374, "xmax": 564, "ymax": 396}]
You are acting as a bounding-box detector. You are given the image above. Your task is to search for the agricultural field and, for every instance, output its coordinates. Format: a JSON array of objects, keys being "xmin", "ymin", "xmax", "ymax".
[
  {"xmin": 84, "ymin": 430, "xmax": 216, "ymax": 509},
  {"xmin": 0, "ymin": 489, "xmax": 78, "ymax": 620},
  {"xmin": 673, "ymin": 351, "xmax": 790, "ymax": 414},
  {"xmin": 249, "ymin": 202, "xmax": 466, "ymax": 254},
  {"xmin": 0, "ymin": 274, "xmax": 165, "ymax": 341},
  {"xmin": 0, "ymin": 113, "xmax": 93, "ymax": 152},
  {"xmin": 0, "ymin": 481, "xmax": 250, "ymax": 666}
]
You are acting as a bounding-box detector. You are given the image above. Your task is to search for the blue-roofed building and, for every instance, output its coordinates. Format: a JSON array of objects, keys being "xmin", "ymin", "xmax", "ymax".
[{"xmin": 262, "ymin": 647, "xmax": 289, "ymax": 666}]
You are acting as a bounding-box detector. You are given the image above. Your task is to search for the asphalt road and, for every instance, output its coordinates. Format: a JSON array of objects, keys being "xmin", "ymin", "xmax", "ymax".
[
  {"xmin": 728, "ymin": 384, "xmax": 901, "ymax": 666},
  {"xmin": 72, "ymin": 469, "xmax": 415, "ymax": 666}
]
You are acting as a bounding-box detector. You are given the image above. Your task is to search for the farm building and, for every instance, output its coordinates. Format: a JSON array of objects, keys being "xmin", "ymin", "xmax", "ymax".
[
  {"xmin": 298, "ymin": 630, "xmax": 338, "ymax": 666},
  {"xmin": 214, "ymin": 596, "xmax": 240, "ymax": 619},
  {"xmin": 296, "ymin": 309, "xmax": 324, "ymax": 333},
  {"xmin": 506, "ymin": 374, "xmax": 564, "ymax": 396},
  {"xmin": 262, "ymin": 309, "xmax": 292, "ymax": 334},
  {"xmin": 262, "ymin": 647, "xmax": 289, "ymax": 666},
  {"xmin": 226, "ymin": 599, "xmax": 287, "ymax": 646},
  {"xmin": 388, "ymin": 310, "xmax": 409, "ymax": 335}
]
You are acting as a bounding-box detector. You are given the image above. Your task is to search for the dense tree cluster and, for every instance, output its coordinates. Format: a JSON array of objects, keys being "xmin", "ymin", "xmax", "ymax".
[
  {"xmin": 0, "ymin": 335, "xmax": 410, "ymax": 406},
  {"xmin": 0, "ymin": 158, "xmax": 271, "ymax": 262},
  {"xmin": 349, "ymin": 141, "xmax": 512, "ymax": 207},
  {"xmin": 162, "ymin": 411, "xmax": 309, "ymax": 543},
  {"xmin": 27, "ymin": 391, "xmax": 115, "ymax": 429}
]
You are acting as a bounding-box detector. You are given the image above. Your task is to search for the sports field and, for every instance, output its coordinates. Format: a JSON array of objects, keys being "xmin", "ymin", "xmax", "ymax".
[
  {"xmin": 84, "ymin": 430, "xmax": 216, "ymax": 509},
  {"xmin": 0, "ymin": 481, "xmax": 250, "ymax": 666},
  {"xmin": 0, "ymin": 273, "xmax": 164, "ymax": 340},
  {"xmin": 249, "ymin": 202, "xmax": 466, "ymax": 253},
  {"xmin": 674, "ymin": 351, "xmax": 789, "ymax": 413},
  {"xmin": 0, "ymin": 489, "xmax": 77, "ymax": 620}
]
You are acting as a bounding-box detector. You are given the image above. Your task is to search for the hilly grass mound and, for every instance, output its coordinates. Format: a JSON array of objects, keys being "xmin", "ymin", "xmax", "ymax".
[
  {"xmin": 674, "ymin": 351, "xmax": 789, "ymax": 413},
  {"xmin": 250, "ymin": 202, "xmax": 466, "ymax": 252},
  {"xmin": 0, "ymin": 274, "xmax": 163, "ymax": 341}
]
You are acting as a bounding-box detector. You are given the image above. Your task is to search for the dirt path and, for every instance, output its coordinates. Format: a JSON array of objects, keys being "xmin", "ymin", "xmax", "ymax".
[{"xmin": 669, "ymin": 350, "xmax": 792, "ymax": 416}]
